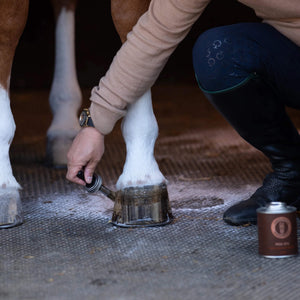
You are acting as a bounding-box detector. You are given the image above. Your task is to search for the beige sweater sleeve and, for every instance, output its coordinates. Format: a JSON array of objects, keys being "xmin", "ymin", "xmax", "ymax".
[{"xmin": 90, "ymin": 0, "xmax": 210, "ymax": 134}]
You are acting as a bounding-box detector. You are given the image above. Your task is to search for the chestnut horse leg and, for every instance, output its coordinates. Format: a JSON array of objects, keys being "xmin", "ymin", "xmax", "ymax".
[
  {"xmin": 111, "ymin": 0, "xmax": 166, "ymax": 189},
  {"xmin": 47, "ymin": 0, "xmax": 82, "ymax": 168},
  {"xmin": 0, "ymin": 0, "xmax": 29, "ymax": 228}
]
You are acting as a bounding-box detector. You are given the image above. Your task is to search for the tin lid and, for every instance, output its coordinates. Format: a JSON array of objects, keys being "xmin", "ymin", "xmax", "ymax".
[{"xmin": 257, "ymin": 201, "xmax": 297, "ymax": 214}]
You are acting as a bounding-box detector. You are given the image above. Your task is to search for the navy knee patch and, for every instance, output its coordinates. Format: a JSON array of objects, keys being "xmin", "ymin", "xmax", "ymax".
[{"xmin": 192, "ymin": 23, "xmax": 262, "ymax": 92}]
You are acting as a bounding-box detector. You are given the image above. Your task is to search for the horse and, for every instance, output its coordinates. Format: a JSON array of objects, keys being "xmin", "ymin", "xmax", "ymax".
[{"xmin": 0, "ymin": 0, "xmax": 166, "ymax": 228}]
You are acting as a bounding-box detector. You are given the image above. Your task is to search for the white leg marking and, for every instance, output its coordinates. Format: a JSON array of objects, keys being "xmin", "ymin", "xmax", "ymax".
[
  {"xmin": 116, "ymin": 89, "xmax": 166, "ymax": 189},
  {"xmin": 48, "ymin": 7, "xmax": 81, "ymax": 140},
  {"xmin": 0, "ymin": 86, "xmax": 20, "ymax": 190}
]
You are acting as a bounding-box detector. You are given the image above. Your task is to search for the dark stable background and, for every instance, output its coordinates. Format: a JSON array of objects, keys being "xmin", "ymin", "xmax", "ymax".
[{"xmin": 10, "ymin": 0, "xmax": 260, "ymax": 90}]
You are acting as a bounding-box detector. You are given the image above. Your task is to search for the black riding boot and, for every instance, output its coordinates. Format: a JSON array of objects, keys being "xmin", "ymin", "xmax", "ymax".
[{"xmin": 203, "ymin": 76, "xmax": 300, "ymax": 225}]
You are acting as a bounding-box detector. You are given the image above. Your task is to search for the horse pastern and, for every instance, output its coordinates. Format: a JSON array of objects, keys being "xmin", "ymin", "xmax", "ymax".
[{"xmin": 46, "ymin": 135, "xmax": 74, "ymax": 168}]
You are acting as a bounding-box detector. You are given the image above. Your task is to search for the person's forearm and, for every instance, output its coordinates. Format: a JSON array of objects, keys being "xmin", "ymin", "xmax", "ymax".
[{"xmin": 90, "ymin": 0, "xmax": 210, "ymax": 134}]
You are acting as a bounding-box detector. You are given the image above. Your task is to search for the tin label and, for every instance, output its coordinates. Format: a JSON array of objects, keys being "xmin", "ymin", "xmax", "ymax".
[
  {"xmin": 270, "ymin": 216, "xmax": 292, "ymax": 239},
  {"xmin": 257, "ymin": 212, "xmax": 298, "ymax": 257}
]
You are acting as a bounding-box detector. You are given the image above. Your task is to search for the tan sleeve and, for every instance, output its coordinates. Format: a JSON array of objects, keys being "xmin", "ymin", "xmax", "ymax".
[{"xmin": 90, "ymin": 0, "xmax": 210, "ymax": 134}]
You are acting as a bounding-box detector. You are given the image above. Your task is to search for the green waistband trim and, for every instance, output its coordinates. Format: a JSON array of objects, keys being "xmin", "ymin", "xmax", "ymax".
[{"xmin": 195, "ymin": 73, "xmax": 259, "ymax": 94}]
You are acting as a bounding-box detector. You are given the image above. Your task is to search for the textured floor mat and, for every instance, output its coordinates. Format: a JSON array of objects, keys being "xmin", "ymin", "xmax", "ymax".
[{"xmin": 1, "ymin": 86, "xmax": 300, "ymax": 300}]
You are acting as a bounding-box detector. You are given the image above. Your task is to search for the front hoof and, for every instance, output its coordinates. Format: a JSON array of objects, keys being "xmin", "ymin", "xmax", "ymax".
[
  {"xmin": 46, "ymin": 136, "xmax": 73, "ymax": 168},
  {"xmin": 0, "ymin": 190, "xmax": 23, "ymax": 229},
  {"xmin": 112, "ymin": 183, "xmax": 173, "ymax": 227}
]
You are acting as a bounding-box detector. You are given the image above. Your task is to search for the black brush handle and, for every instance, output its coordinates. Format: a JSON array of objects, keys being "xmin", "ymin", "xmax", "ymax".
[
  {"xmin": 76, "ymin": 170, "xmax": 97, "ymax": 189},
  {"xmin": 76, "ymin": 170, "xmax": 115, "ymax": 200}
]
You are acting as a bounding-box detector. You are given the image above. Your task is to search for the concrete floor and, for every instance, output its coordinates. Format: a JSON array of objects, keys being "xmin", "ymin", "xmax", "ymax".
[{"xmin": 1, "ymin": 84, "xmax": 300, "ymax": 300}]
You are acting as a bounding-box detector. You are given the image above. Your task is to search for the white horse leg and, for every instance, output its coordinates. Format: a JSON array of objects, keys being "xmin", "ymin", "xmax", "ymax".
[
  {"xmin": 0, "ymin": 0, "xmax": 28, "ymax": 228},
  {"xmin": 47, "ymin": 4, "xmax": 81, "ymax": 167},
  {"xmin": 116, "ymin": 89, "xmax": 166, "ymax": 190},
  {"xmin": 0, "ymin": 86, "xmax": 22, "ymax": 228}
]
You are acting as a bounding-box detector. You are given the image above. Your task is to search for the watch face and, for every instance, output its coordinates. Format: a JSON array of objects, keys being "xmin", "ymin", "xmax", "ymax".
[
  {"xmin": 79, "ymin": 111, "xmax": 87, "ymax": 127},
  {"xmin": 79, "ymin": 108, "xmax": 94, "ymax": 128}
]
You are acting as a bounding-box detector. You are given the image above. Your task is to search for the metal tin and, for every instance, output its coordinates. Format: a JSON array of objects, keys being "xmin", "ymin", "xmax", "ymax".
[{"xmin": 257, "ymin": 202, "xmax": 298, "ymax": 258}]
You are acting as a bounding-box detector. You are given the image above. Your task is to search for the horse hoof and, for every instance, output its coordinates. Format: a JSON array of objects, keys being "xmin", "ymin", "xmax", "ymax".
[
  {"xmin": 0, "ymin": 189, "xmax": 23, "ymax": 229},
  {"xmin": 46, "ymin": 136, "xmax": 73, "ymax": 168},
  {"xmin": 111, "ymin": 183, "xmax": 173, "ymax": 227}
]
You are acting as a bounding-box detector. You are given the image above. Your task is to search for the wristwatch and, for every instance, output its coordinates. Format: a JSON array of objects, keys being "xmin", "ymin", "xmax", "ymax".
[{"xmin": 79, "ymin": 108, "xmax": 95, "ymax": 128}]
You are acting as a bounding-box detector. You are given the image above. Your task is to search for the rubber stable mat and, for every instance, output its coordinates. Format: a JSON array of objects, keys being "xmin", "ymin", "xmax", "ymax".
[{"xmin": 1, "ymin": 86, "xmax": 300, "ymax": 300}]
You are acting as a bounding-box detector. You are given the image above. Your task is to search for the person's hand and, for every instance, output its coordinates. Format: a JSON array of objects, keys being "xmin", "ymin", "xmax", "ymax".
[{"xmin": 66, "ymin": 127, "xmax": 105, "ymax": 186}]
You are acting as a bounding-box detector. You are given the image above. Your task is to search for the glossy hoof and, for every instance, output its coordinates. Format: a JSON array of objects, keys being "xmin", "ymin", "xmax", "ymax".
[
  {"xmin": 0, "ymin": 189, "xmax": 23, "ymax": 229},
  {"xmin": 112, "ymin": 183, "xmax": 173, "ymax": 227}
]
